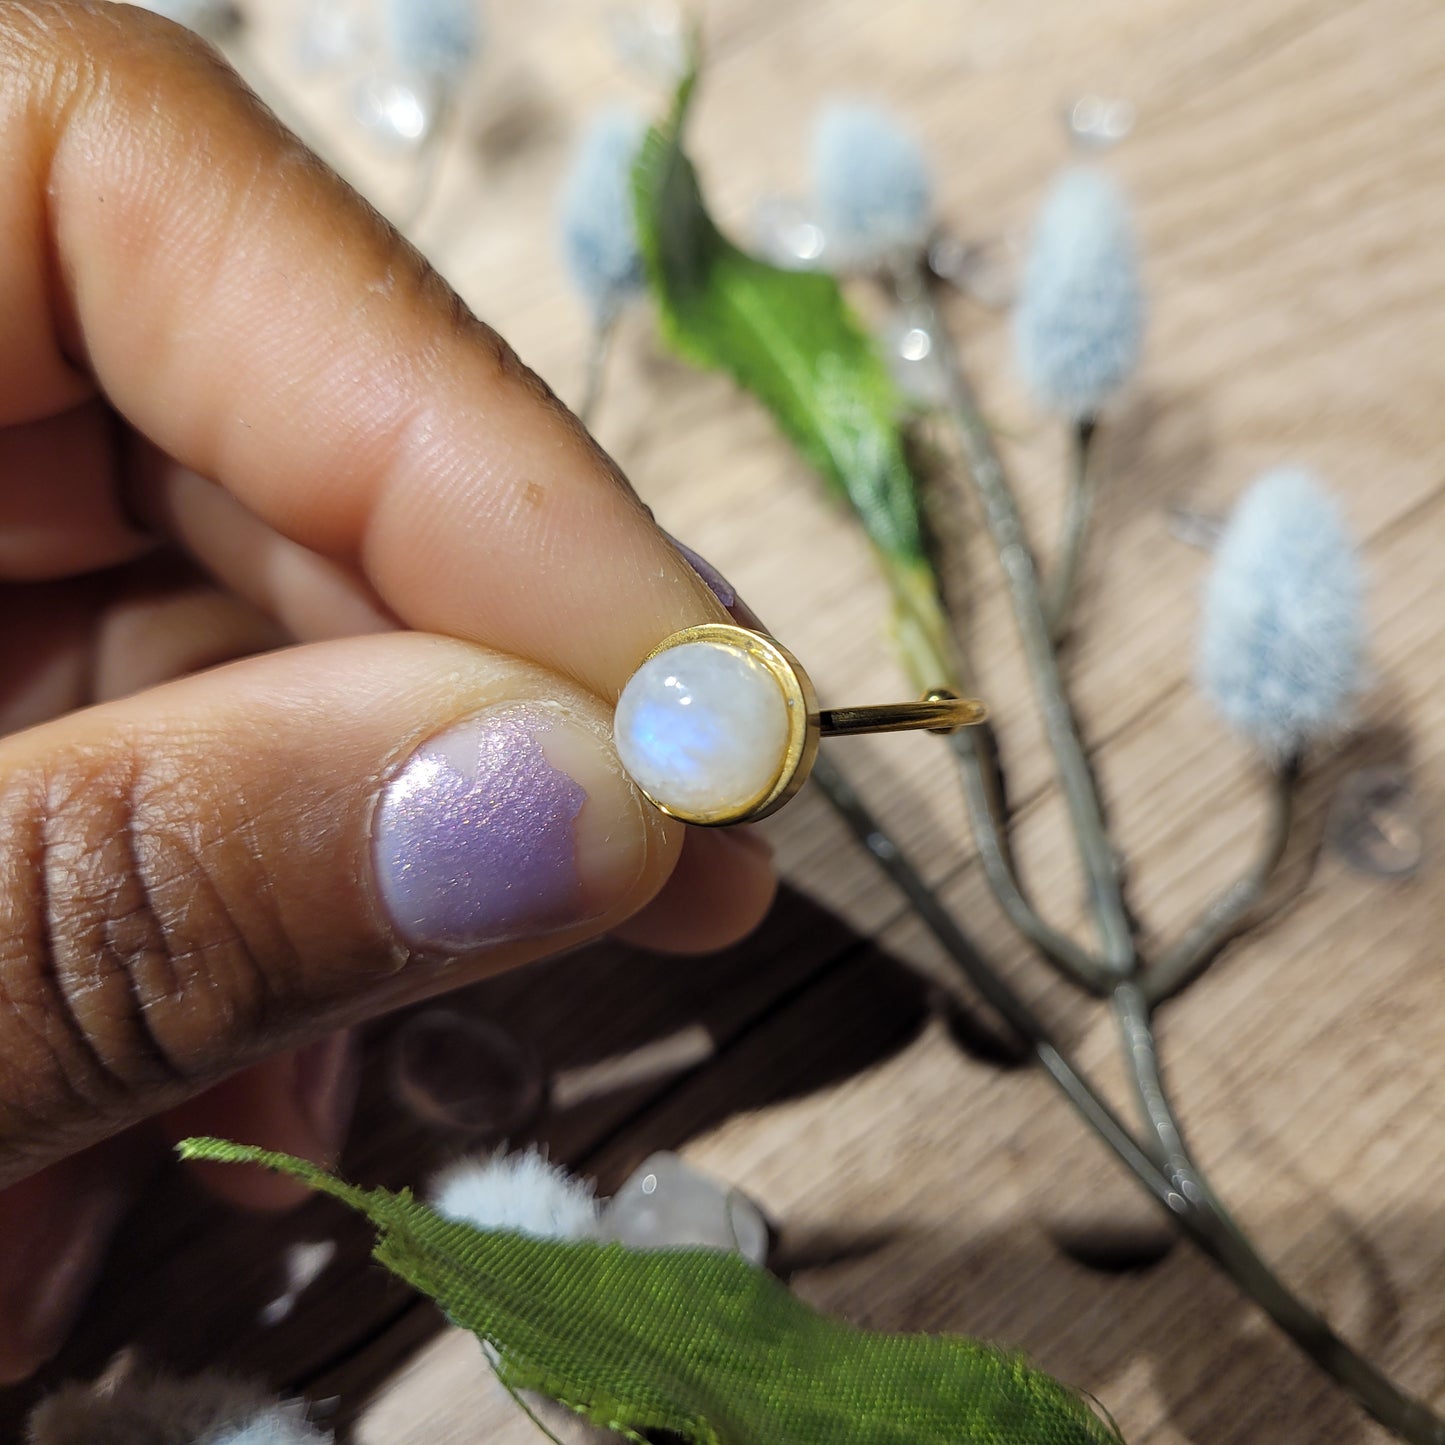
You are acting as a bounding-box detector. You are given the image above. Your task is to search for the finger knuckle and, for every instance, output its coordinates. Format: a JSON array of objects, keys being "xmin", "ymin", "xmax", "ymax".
[{"xmin": 0, "ymin": 739, "xmax": 279, "ymax": 1131}]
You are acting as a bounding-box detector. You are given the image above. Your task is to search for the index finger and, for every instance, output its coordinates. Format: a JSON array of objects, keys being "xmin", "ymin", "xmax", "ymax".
[{"xmin": 0, "ymin": 0, "xmax": 723, "ymax": 697}]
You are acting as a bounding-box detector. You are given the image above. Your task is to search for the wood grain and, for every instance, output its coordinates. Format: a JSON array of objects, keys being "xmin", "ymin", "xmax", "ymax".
[{"xmin": 5, "ymin": 0, "xmax": 1444, "ymax": 1441}]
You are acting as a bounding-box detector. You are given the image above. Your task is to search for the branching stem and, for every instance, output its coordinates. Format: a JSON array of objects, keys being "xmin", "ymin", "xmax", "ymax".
[
  {"xmin": 578, "ymin": 313, "xmax": 619, "ymax": 430},
  {"xmin": 875, "ymin": 549, "xmax": 1112, "ymax": 992},
  {"xmin": 945, "ymin": 730, "xmax": 1113, "ymax": 992},
  {"xmin": 396, "ymin": 94, "xmax": 456, "ymax": 237},
  {"xmin": 1112, "ymin": 983, "xmax": 1445, "ymax": 1444},
  {"xmin": 875, "ymin": 269, "xmax": 1443, "ymax": 1442},
  {"xmin": 1145, "ymin": 758, "xmax": 1300, "ymax": 1005},
  {"xmin": 810, "ymin": 755, "xmax": 1183, "ymax": 1203},
  {"xmin": 814, "ymin": 757, "xmax": 1445, "ymax": 1442},
  {"xmin": 915, "ymin": 280, "xmax": 1133, "ymax": 974},
  {"xmin": 1044, "ymin": 418, "xmax": 1099, "ymax": 644}
]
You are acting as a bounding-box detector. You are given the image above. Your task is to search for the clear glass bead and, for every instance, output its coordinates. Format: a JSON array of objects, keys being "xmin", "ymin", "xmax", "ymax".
[
  {"xmin": 388, "ymin": 1009, "xmax": 545, "ymax": 1135},
  {"xmin": 751, "ymin": 194, "xmax": 830, "ymax": 271},
  {"xmin": 1328, "ymin": 765, "xmax": 1425, "ymax": 878},
  {"xmin": 880, "ymin": 314, "xmax": 951, "ymax": 408},
  {"xmin": 351, "ymin": 73, "xmax": 438, "ymax": 148},
  {"xmin": 926, "ymin": 231, "xmax": 1014, "ymax": 308},
  {"xmin": 1064, "ymin": 95, "xmax": 1137, "ymax": 150},
  {"xmin": 595, "ymin": 1152, "xmax": 770, "ymax": 1266}
]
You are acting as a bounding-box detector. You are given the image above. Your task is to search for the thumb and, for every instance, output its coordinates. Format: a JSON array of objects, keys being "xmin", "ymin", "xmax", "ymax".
[{"xmin": 0, "ymin": 631, "xmax": 674, "ymax": 1188}]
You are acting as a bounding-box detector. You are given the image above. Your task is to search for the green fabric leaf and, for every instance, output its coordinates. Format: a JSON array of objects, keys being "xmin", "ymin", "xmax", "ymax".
[
  {"xmin": 632, "ymin": 72, "xmax": 921, "ymax": 565},
  {"xmin": 179, "ymin": 1138, "xmax": 1122, "ymax": 1445},
  {"xmin": 631, "ymin": 65, "xmax": 961, "ymax": 693}
]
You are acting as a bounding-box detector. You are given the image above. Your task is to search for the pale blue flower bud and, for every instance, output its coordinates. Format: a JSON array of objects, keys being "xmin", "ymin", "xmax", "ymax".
[
  {"xmin": 209, "ymin": 1407, "xmax": 330, "ymax": 1444},
  {"xmin": 381, "ymin": 0, "xmax": 483, "ymax": 85},
  {"xmin": 29, "ymin": 1373, "xmax": 328, "ymax": 1445},
  {"xmin": 558, "ymin": 108, "xmax": 648, "ymax": 322},
  {"xmin": 1014, "ymin": 167, "xmax": 1143, "ymax": 420},
  {"xmin": 810, "ymin": 103, "xmax": 934, "ymax": 267},
  {"xmin": 430, "ymin": 1149, "xmax": 600, "ymax": 1240},
  {"xmin": 1197, "ymin": 468, "xmax": 1364, "ymax": 761}
]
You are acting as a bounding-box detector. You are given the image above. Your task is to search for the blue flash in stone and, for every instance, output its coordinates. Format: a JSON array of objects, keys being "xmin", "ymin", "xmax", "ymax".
[{"xmin": 614, "ymin": 641, "xmax": 792, "ymax": 821}]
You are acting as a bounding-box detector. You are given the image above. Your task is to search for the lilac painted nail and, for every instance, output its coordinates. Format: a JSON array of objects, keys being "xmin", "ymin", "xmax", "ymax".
[
  {"xmin": 665, "ymin": 533, "xmax": 767, "ymax": 632},
  {"xmin": 374, "ymin": 706, "xmax": 593, "ymax": 953}
]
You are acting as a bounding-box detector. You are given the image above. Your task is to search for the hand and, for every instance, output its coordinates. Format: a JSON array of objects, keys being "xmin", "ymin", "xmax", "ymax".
[{"xmin": 0, "ymin": 0, "xmax": 776, "ymax": 1382}]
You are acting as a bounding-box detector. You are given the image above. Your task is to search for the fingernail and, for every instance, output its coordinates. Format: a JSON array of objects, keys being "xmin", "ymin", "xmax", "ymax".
[
  {"xmin": 665, "ymin": 534, "xmax": 767, "ymax": 632},
  {"xmin": 5, "ymin": 1189, "xmax": 124, "ymax": 1379},
  {"xmin": 373, "ymin": 702, "xmax": 646, "ymax": 954},
  {"xmin": 293, "ymin": 1030, "xmax": 360, "ymax": 1161}
]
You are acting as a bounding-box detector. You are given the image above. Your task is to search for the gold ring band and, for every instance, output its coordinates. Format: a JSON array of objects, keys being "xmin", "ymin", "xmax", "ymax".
[{"xmin": 818, "ymin": 691, "xmax": 988, "ymax": 738}]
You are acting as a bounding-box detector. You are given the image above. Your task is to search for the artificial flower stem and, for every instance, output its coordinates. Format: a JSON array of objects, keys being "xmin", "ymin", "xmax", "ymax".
[
  {"xmin": 396, "ymin": 93, "xmax": 456, "ymax": 237},
  {"xmin": 1144, "ymin": 758, "xmax": 1300, "ymax": 1006},
  {"xmin": 880, "ymin": 550, "xmax": 1112, "ymax": 990},
  {"xmin": 944, "ymin": 730, "xmax": 1113, "ymax": 992},
  {"xmin": 930, "ymin": 298, "xmax": 1134, "ymax": 974},
  {"xmin": 1112, "ymin": 981, "xmax": 1445, "ymax": 1444},
  {"xmin": 826, "ymin": 742, "xmax": 1445, "ymax": 1442},
  {"xmin": 1043, "ymin": 417, "xmax": 1099, "ymax": 645},
  {"xmin": 811, "ymin": 755, "xmax": 1179, "ymax": 1205},
  {"xmin": 577, "ymin": 313, "xmax": 619, "ymax": 430},
  {"xmin": 809, "ymin": 753, "xmax": 1016, "ymax": 1038}
]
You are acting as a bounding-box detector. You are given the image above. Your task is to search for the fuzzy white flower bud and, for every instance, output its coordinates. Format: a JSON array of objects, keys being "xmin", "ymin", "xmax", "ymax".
[
  {"xmin": 1197, "ymin": 468, "xmax": 1364, "ymax": 761},
  {"xmin": 381, "ymin": 0, "xmax": 483, "ymax": 86},
  {"xmin": 1013, "ymin": 167, "xmax": 1143, "ymax": 420},
  {"xmin": 810, "ymin": 103, "xmax": 934, "ymax": 267},
  {"xmin": 29, "ymin": 1371, "xmax": 328, "ymax": 1445},
  {"xmin": 430, "ymin": 1149, "xmax": 600, "ymax": 1241},
  {"xmin": 557, "ymin": 108, "xmax": 648, "ymax": 323}
]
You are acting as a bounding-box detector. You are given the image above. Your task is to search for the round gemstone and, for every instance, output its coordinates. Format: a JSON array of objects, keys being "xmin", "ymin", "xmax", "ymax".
[{"xmin": 614, "ymin": 640, "xmax": 792, "ymax": 820}]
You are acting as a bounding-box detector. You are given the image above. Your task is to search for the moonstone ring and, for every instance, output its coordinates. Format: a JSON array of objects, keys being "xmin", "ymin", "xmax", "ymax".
[{"xmin": 613, "ymin": 623, "xmax": 988, "ymax": 826}]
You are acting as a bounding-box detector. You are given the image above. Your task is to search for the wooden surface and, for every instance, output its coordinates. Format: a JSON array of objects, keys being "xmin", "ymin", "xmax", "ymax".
[{"xmin": 7, "ymin": 0, "xmax": 1445, "ymax": 1440}]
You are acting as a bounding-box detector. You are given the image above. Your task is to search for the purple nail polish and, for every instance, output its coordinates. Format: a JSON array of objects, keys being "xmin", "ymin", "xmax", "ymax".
[
  {"xmin": 665, "ymin": 533, "xmax": 767, "ymax": 632},
  {"xmin": 374, "ymin": 707, "xmax": 591, "ymax": 953}
]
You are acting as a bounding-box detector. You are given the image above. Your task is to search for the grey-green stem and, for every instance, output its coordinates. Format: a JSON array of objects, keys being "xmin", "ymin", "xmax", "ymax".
[
  {"xmin": 1145, "ymin": 757, "xmax": 1300, "ymax": 1005},
  {"xmin": 945, "ymin": 728, "xmax": 1114, "ymax": 993},
  {"xmin": 1112, "ymin": 981, "xmax": 1445, "ymax": 1444},
  {"xmin": 911, "ymin": 277, "xmax": 1134, "ymax": 974},
  {"xmin": 396, "ymin": 93, "xmax": 456, "ymax": 237},
  {"xmin": 816, "ymin": 753, "xmax": 1445, "ymax": 1442},
  {"xmin": 1044, "ymin": 417, "xmax": 1100, "ymax": 644},
  {"xmin": 577, "ymin": 312, "xmax": 619, "ymax": 430},
  {"xmin": 874, "ymin": 552, "xmax": 1111, "ymax": 992},
  {"xmin": 809, "ymin": 754, "xmax": 1184, "ymax": 1202}
]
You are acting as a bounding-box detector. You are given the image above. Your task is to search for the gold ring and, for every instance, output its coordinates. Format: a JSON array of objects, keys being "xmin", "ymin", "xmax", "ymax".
[{"xmin": 612, "ymin": 623, "xmax": 987, "ymax": 826}]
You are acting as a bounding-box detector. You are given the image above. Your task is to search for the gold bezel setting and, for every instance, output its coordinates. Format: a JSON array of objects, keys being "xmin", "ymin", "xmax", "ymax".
[{"xmin": 632, "ymin": 623, "xmax": 819, "ymax": 827}]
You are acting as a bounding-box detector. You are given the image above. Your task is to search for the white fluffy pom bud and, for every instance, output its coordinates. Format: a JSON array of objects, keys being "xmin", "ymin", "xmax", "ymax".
[
  {"xmin": 381, "ymin": 0, "xmax": 483, "ymax": 85},
  {"xmin": 557, "ymin": 108, "xmax": 648, "ymax": 322},
  {"xmin": 809, "ymin": 102, "xmax": 934, "ymax": 267},
  {"xmin": 28, "ymin": 1371, "xmax": 327, "ymax": 1445},
  {"xmin": 1013, "ymin": 167, "xmax": 1143, "ymax": 420},
  {"xmin": 1197, "ymin": 468, "xmax": 1364, "ymax": 761},
  {"xmin": 430, "ymin": 1148, "xmax": 600, "ymax": 1241}
]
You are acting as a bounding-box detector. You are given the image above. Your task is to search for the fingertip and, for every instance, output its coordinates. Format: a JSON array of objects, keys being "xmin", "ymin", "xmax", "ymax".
[
  {"xmin": 164, "ymin": 1032, "xmax": 360, "ymax": 1211},
  {"xmin": 611, "ymin": 827, "xmax": 777, "ymax": 955},
  {"xmin": 0, "ymin": 1134, "xmax": 157, "ymax": 1384}
]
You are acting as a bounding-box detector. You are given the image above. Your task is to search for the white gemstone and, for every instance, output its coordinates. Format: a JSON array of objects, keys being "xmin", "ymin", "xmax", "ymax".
[{"xmin": 614, "ymin": 640, "xmax": 792, "ymax": 819}]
